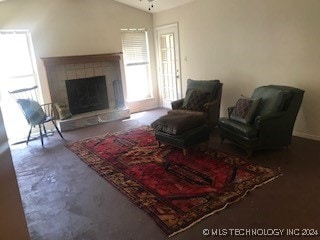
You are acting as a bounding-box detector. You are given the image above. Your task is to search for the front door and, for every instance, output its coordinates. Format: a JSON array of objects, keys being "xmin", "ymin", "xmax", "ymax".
[{"xmin": 156, "ymin": 24, "xmax": 182, "ymax": 109}]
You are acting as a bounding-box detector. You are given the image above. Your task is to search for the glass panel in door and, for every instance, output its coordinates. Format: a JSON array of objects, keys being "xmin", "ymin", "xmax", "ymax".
[{"xmin": 160, "ymin": 33, "xmax": 177, "ymax": 102}]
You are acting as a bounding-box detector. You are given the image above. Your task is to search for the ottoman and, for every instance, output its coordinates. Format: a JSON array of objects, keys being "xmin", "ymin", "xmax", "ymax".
[{"xmin": 151, "ymin": 113, "xmax": 210, "ymax": 156}]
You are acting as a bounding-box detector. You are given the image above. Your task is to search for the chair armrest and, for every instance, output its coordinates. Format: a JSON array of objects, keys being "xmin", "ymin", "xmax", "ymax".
[
  {"xmin": 40, "ymin": 103, "xmax": 56, "ymax": 118},
  {"xmin": 254, "ymin": 111, "xmax": 295, "ymax": 146},
  {"xmin": 227, "ymin": 106, "xmax": 235, "ymax": 118},
  {"xmin": 253, "ymin": 112, "xmax": 287, "ymax": 129},
  {"xmin": 204, "ymin": 100, "xmax": 219, "ymax": 111},
  {"xmin": 171, "ymin": 99, "xmax": 184, "ymax": 110},
  {"xmin": 204, "ymin": 99, "xmax": 222, "ymax": 127}
]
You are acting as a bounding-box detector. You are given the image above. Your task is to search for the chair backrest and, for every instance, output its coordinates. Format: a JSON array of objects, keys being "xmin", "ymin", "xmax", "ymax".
[
  {"xmin": 186, "ymin": 79, "xmax": 221, "ymax": 100},
  {"xmin": 8, "ymin": 86, "xmax": 39, "ymax": 102},
  {"xmin": 182, "ymin": 79, "xmax": 221, "ymax": 109},
  {"xmin": 252, "ymin": 85, "xmax": 304, "ymax": 126},
  {"xmin": 8, "ymin": 86, "xmax": 47, "ymax": 125},
  {"xmin": 265, "ymin": 85, "xmax": 304, "ymax": 123},
  {"xmin": 252, "ymin": 86, "xmax": 287, "ymax": 116}
]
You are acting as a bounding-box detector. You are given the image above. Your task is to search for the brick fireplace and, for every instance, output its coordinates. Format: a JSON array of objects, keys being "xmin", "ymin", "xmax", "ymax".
[{"xmin": 42, "ymin": 53, "xmax": 130, "ymax": 131}]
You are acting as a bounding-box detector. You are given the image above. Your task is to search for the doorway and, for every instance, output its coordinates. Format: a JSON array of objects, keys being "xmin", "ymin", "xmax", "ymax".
[{"xmin": 156, "ymin": 23, "xmax": 182, "ymax": 109}]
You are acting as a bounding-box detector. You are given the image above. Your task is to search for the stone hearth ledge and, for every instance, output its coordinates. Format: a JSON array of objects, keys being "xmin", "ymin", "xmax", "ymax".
[{"xmin": 58, "ymin": 108, "xmax": 130, "ymax": 132}]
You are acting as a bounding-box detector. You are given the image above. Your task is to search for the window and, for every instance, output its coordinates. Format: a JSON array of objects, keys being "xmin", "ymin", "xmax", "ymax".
[
  {"xmin": 0, "ymin": 30, "xmax": 39, "ymax": 141},
  {"xmin": 121, "ymin": 29, "xmax": 152, "ymax": 101},
  {"xmin": 0, "ymin": 31, "xmax": 38, "ymax": 89}
]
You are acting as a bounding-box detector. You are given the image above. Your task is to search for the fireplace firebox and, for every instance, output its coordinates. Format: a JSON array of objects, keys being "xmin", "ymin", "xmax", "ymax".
[{"xmin": 66, "ymin": 76, "xmax": 108, "ymax": 115}]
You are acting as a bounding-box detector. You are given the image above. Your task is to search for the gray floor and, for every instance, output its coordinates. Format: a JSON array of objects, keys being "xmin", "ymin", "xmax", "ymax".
[{"xmin": 10, "ymin": 108, "xmax": 320, "ymax": 240}]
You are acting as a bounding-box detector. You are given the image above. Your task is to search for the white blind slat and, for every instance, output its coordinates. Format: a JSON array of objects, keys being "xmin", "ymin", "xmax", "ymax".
[{"xmin": 121, "ymin": 30, "xmax": 149, "ymax": 65}]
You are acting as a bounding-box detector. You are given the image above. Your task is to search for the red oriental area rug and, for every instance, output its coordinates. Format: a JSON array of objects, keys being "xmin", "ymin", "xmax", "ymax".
[{"xmin": 66, "ymin": 127, "xmax": 281, "ymax": 237}]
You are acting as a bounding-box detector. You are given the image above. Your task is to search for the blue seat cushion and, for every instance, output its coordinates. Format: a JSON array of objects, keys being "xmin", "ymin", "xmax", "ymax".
[{"xmin": 17, "ymin": 99, "xmax": 46, "ymax": 125}]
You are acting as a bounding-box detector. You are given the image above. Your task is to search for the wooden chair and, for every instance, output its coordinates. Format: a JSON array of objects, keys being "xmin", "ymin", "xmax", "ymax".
[{"xmin": 8, "ymin": 86, "xmax": 64, "ymax": 147}]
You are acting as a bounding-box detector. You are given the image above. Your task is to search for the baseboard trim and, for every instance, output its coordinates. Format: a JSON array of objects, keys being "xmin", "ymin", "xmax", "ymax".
[{"xmin": 293, "ymin": 131, "xmax": 320, "ymax": 141}]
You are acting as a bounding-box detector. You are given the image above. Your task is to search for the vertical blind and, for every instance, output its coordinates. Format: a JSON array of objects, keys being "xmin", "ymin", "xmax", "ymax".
[{"xmin": 121, "ymin": 29, "xmax": 149, "ymax": 66}]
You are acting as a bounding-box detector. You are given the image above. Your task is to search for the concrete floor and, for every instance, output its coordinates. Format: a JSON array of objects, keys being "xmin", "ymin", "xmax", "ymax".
[{"xmin": 10, "ymin": 108, "xmax": 320, "ymax": 240}]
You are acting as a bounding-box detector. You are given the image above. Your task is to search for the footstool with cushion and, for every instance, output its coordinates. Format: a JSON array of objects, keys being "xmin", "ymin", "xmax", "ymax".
[{"xmin": 151, "ymin": 113, "xmax": 210, "ymax": 158}]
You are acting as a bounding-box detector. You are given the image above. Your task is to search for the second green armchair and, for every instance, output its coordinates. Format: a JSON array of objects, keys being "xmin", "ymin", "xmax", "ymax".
[{"xmin": 219, "ymin": 85, "xmax": 304, "ymax": 156}]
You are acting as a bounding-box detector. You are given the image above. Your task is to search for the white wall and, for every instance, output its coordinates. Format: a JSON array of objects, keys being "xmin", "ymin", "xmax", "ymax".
[
  {"xmin": 154, "ymin": 0, "xmax": 320, "ymax": 140},
  {"xmin": 0, "ymin": 0, "xmax": 159, "ymax": 111}
]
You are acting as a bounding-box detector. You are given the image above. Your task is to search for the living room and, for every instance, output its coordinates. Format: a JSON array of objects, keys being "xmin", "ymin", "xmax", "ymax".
[{"xmin": 1, "ymin": 0, "xmax": 320, "ymax": 239}]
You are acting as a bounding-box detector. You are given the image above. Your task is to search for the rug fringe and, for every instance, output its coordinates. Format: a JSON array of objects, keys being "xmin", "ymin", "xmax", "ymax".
[{"xmin": 168, "ymin": 172, "xmax": 283, "ymax": 237}]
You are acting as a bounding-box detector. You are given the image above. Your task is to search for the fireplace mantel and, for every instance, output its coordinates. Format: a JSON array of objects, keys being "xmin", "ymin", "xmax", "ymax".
[
  {"xmin": 41, "ymin": 53, "xmax": 122, "ymax": 66},
  {"xmin": 41, "ymin": 52, "xmax": 130, "ymax": 131}
]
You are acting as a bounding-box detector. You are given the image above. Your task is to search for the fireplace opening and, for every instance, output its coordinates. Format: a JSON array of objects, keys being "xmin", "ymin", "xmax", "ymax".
[{"xmin": 65, "ymin": 76, "xmax": 109, "ymax": 115}]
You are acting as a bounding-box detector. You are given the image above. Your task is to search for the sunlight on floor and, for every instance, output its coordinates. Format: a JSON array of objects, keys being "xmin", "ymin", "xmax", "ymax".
[{"xmin": 122, "ymin": 111, "xmax": 147, "ymax": 122}]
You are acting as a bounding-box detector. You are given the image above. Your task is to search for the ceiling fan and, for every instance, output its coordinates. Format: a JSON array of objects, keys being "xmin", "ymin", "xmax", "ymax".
[{"xmin": 139, "ymin": 0, "xmax": 155, "ymax": 11}]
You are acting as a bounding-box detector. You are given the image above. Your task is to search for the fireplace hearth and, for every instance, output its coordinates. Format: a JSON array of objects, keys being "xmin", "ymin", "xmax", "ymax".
[{"xmin": 42, "ymin": 53, "xmax": 130, "ymax": 131}]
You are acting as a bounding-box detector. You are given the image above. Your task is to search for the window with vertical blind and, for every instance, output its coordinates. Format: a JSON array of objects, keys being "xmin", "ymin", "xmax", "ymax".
[{"xmin": 121, "ymin": 29, "xmax": 152, "ymax": 101}]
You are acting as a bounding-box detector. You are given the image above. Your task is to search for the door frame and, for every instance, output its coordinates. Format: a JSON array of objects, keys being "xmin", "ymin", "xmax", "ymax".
[{"xmin": 155, "ymin": 23, "xmax": 182, "ymax": 108}]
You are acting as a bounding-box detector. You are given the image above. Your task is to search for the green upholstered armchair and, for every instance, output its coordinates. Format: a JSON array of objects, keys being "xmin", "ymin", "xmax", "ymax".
[
  {"xmin": 219, "ymin": 85, "xmax": 304, "ymax": 156},
  {"xmin": 168, "ymin": 79, "xmax": 223, "ymax": 128}
]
